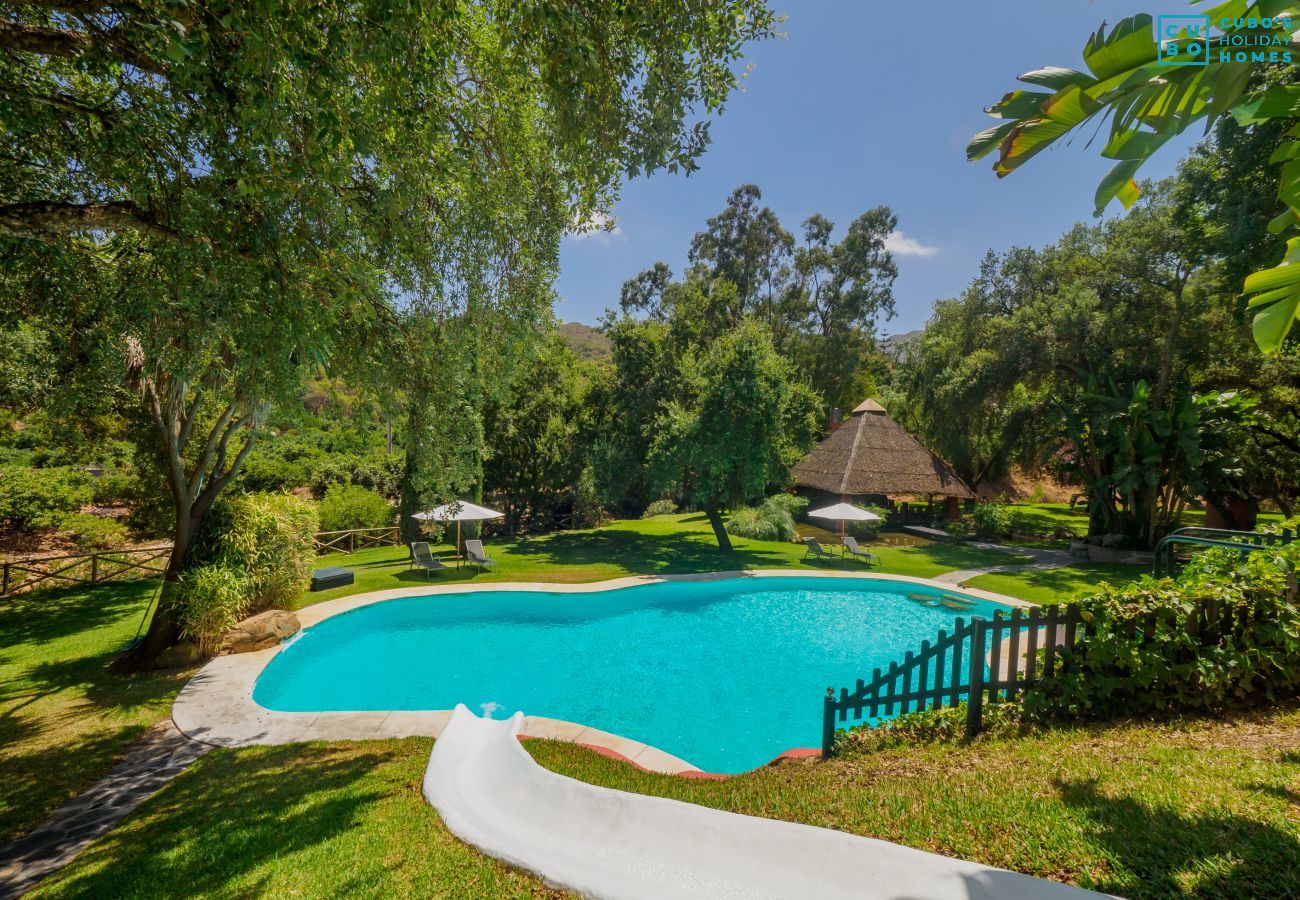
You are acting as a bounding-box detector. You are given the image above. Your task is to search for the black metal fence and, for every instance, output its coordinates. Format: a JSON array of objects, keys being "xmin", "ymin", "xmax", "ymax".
[{"xmin": 822, "ymin": 604, "xmax": 1089, "ymax": 757}]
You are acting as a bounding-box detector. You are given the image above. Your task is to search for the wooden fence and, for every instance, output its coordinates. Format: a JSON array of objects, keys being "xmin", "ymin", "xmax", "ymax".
[
  {"xmin": 0, "ymin": 545, "xmax": 173, "ymax": 597},
  {"xmin": 311, "ymin": 526, "xmax": 402, "ymax": 555},
  {"xmin": 822, "ymin": 604, "xmax": 1093, "ymax": 756},
  {"xmin": 1, "ymin": 526, "xmax": 408, "ymax": 597}
]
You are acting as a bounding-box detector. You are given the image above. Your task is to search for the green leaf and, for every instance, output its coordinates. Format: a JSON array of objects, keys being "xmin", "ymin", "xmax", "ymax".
[
  {"xmin": 985, "ymin": 90, "xmax": 1052, "ymax": 120},
  {"xmin": 1083, "ymin": 15, "xmax": 1158, "ymax": 82},
  {"xmin": 1095, "ymin": 159, "xmax": 1143, "ymax": 214},
  {"xmin": 967, "ymin": 120, "xmax": 1017, "ymax": 162},
  {"xmin": 1251, "ymin": 286, "xmax": 1300, "ymax": 351},
  {"xmin": 1267, "ymin": 207, "xmax": 1299, "ymax": 235},
  {"xmin": 1018, "ymin": 67, "xmax": 1093, "ymax": 90}
]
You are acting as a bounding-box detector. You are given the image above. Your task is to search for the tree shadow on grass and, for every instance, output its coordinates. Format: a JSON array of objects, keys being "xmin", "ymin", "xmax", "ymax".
[
  {"xmin": 505, "ymin": 527, "xmax": 796, "ymax": 575},
  {"xmin": 1055, "ymin": 776, "xmax": 1300, "ymax": 898},
  {"xmin": 0, "ymin": 724, "xmax": 144, "ymax": 844},
  {"xmin": 40, "ymin": 743, "xmax": 400, "ymax": 898},
  {"xmin": 0, "ymin": 580, "xmax": 158, "ymax": 654}
]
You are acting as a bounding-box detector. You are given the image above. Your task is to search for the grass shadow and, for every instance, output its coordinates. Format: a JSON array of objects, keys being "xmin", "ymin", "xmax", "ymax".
[{"xmin": 1056, "ymin": 776, "xmax": 1300, "ymax": 897}]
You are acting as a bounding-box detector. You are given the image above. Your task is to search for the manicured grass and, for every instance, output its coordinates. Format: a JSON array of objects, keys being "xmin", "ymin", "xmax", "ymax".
[
  {"xmin": 0, "ymin": 581, "xmax": 195, "ymax": 843},
  {"xmin": 0, "ymin": 516, "xmax": 1018, "ymax": 845},
  {"xmin": 298, "ymin": 513, "xmax": 1027, "ymax": 607},
  {"xmin": 31, "ymin": 707, "xmax": 1300, "ymax": 898},
  {"xmin": 965, "ymin": 562, "xmax": 1147, "ymax": 604},
  {"xmin": 29, "ymin": 739, "xmax": 558, "ymax": 899},
  {"xmin": 532, "ymin": 706, "xmax": 1300, "ymax": 899}
]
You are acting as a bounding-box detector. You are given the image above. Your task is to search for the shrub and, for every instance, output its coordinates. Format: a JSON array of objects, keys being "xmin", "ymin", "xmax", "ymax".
[
  {"xmin": 317, "ymin": 483, "xmax": 393, "ymax": 532},
  {"xmin": 764, "ymin": 493, "xmax": 808, "ymax": 518},
  {"xmin": 0, "ymin": 465, "xmax": 93, "ymax": 531},
  {"xmin": 726, "ymin": 497, "xmax": 797, "ymax": 542},
  {"xmin": 193, "ymin": 492, "xmax": 318, "ymax": 614},
  {"xmin": 969, "ymin": 502, "xmax": 1012, "ymax": 539},
  {"xmin": 1025, "ymin": 543, "xmax": 1300, "ymax": 721},
  {"xmin": 176, "ymin": 564, "xmax": 251, "ymax": 655},
  {"xmin": 60, "ymin": 512, "xmax": 129, "ymax": 550},
  {"xmin": 846, "ymin": 504, "xmax": 889, "ymax": 539},
  {"xmin": 218, "ymin": 493, "xmax": 319, "ymax": 610},
  {"xmin": 642, "ymin": 498, "xmax": 678, "ymax": 518},
  {"xmin": 840, "ymin": 702, "xmax": 1027, "ymax": 754},
  {"xmin": 91, "ymin": 473, "xmax": 140, "ymax": 507}
]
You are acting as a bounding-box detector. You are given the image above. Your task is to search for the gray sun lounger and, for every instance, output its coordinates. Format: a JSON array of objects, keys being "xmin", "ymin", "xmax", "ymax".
[
  {"xmin": 841, "ymin": 536, "xmax": 880, "ymax": 566},
  {"xmin": 802, "ymin": 536, "xmax": 835, "ymax": 561},
  {"xmin": 464, "ymin": 539, "xmax": 496, "ymax": 571},
  {"xmin": 410, "ymin": 541, "xmax": 447, "ymax": 578}
]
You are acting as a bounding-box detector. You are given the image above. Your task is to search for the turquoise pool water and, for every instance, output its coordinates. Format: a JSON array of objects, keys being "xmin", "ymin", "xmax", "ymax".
[{"xmin": 254, "ymin": 576, "xmax": 1006, "ymax": 772}]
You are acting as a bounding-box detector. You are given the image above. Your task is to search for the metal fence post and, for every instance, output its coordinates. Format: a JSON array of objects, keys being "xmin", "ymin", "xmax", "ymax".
[
  {"xmin": 966, "ymin": 620, "xmax": 987, "ymax": 738},
  {"xmin": 821, "ymin": 688, "xmax": 837, "ymax": 758}
]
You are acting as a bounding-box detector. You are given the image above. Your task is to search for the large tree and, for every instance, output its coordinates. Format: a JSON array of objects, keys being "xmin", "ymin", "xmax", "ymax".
[
  {"xmin": 648, "ymin": 320, "xmax": 819, "ymax": 551},
  {"xmin": 1, "ymin": 0, "xmax": 779, "ymax": 665}
]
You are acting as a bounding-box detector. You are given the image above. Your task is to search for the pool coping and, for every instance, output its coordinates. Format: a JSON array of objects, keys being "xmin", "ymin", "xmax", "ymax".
[{"xmin": 171, "ymin": 569, "xmax": 1031, "ymax": 775}]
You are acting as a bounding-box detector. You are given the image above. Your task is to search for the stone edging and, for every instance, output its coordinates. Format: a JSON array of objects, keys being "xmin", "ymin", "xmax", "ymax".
[{"xmin": 172, "ymin": 569, "xmax": 1026, "ymax": 775}]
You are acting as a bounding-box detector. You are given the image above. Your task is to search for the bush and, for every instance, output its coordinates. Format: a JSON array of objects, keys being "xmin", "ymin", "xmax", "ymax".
[
  {"xmin": 192, "ymin": 492, "xmax": 318, "ymax": 614},
  {"xmin": 642, "ymin": 498, "xmax": 678, "ymax": 518},
  {"xmin": 176, "ymin": 564, "xmax": 251, "ymax": 655},
  {"xmin": 0, "ymin": 465, "xmax": 93, "ymax": 531},
  {"xmin": 969, "ymin": 502, "xmax": 1012, "ymax": 539},
  {"xmin": 572, "ymin": 465, "xmax": 603, "ymax": 529},
  {"xmin": 317, "ymin": 483, "xmax": 393, "ymax": 532},
  {"xmin": 764, "ymin": 493, "xmax": 808, "ymax": 518},
  {"xmin": 60, "ymin": 512, "xmax": 129, "ymax": 550},
  {"xmin": 1025, "ymin": 542, "xmax": 1300, "ymax": 721},
  {"xmin": 91, "ymin": 473, "xmax": 140, "ymax": 507},
  {"xmin": 726, "ymin": 497, "xmax": 797, "ymax": 542},
  {"xmin": 840, "ymin": 702, "xmax": 1027, "ymax": 754},
  {"xmin": 218, "ymin": 493, "xmax": 319, "ymax": 610},
  {"xmin": 846, "ymin": 504, "xmax": 889, "ymax": 539}
]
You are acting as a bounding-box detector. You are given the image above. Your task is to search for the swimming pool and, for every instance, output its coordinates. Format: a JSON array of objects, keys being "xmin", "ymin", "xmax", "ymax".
[{"xmin": 253, "ymin": 576, "xmax": 1008, "ymax": 772}]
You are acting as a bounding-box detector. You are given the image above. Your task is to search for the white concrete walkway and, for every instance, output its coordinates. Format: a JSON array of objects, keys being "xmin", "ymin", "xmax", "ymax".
[{"xmin": 424, "ymin": 705, "xmax": 1109, "ymax": 900}]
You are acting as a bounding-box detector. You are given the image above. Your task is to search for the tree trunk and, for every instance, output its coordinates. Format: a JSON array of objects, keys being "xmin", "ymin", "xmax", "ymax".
[{"xmin": 704, "ymin": 503, "xmax": 733, "ymax": 552}]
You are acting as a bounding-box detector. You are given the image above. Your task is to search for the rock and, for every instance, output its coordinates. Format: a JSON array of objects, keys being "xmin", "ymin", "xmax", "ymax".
[
  {"xmin": 155, "ymin": 641, "xmax": 202, "ymax": 668},
  {"xmin": 1068, "ymin": 541, "xmax": 1090, "ymax": 560},
  {"xmin": 221, "ymin": 609, "xmax": 301, "ymax": 654},
  {"xmin": 1052, "ymin": 527, "xmax": 1076, "ymax": 540}
]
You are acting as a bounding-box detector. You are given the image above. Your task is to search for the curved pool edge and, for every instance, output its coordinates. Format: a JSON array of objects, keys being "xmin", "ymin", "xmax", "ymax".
[{"xmin": 171, "ymin": 569, "xmax": 1030, "ymax": 775}]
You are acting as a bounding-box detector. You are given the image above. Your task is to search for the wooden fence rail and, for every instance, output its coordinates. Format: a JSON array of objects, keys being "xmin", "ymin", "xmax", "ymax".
[
  {"xmin": 1, "ymin": 526, "xmax": 408, "ymax": 597},
  {"xmin": 0, "ymin": 545, "xmax": 174, "ymax": 597},
  {"xmin": 311, "ymin": 526, "xmax": 402, "ymax": 555}
]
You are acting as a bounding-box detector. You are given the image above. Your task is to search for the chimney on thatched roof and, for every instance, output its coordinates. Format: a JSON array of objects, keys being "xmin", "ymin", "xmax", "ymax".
[{"xmin": 791, "ymin": 399, "xmax": 974, "ymax": 499}]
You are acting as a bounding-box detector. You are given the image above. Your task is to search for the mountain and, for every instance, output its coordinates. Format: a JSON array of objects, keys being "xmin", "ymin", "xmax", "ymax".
[
  {"xmin": 880, "ymin": 328, "xmax": 922, "ymax": 359},
  {"xmin": 558, "ymin": 322, "xmax": 612, "ymax": 361}
]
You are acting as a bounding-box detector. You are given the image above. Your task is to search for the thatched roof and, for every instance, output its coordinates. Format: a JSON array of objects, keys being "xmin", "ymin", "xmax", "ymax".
[{"xmin": 791, "ymin": 400, "xmax": 974, "ymax": 499}]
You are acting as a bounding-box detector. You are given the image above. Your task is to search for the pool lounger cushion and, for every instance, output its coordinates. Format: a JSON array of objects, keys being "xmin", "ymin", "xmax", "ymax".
[{"xmin": 310, "ymin": 567, "xmax": 355, "ymax": 591}]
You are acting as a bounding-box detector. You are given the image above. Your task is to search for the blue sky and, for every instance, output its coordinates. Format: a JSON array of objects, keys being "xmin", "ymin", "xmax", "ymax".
[{"xmin": 556, "ymin": 1, "xmax": 1197, "ymax": 335}]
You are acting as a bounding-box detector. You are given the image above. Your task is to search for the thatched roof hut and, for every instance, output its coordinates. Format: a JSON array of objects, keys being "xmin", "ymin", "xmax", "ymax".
[{"xmin": 791, "ymin": 399, "xmax": 974, "ymax": 500}]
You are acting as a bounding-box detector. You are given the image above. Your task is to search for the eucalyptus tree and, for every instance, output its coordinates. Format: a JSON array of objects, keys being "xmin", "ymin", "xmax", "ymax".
[
  {"xmin": 0, "ymin": 0, "xmax": 779, "ymax": 665},
  {"xmin": 969, "ymin": 8, "xmax": 1300, "ymax": 351}
]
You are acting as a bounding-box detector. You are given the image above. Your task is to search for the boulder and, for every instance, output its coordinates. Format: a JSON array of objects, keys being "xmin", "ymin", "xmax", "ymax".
[{"xmin": 221, "ymin": 609, "xmax": 301, "ymax": 654}]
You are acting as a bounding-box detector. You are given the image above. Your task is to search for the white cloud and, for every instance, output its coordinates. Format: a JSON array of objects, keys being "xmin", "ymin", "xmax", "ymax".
[
  {"xmin": 567, "ymin": 209, "xmax": 622, "ymax": 242},
  {"xmin": 884, "ymin": 230, "xmax": 939, "ymax": 257}
]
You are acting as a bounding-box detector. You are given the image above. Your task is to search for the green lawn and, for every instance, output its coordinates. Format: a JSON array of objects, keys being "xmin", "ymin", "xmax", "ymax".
[
  {"xmin": 0, "ymin": 515, "xmax": 1020, "ymax": 845},
  {"xmin": 31, "ymin": 707, "xmax": 1300, "ymax": 899},
  {"xmin": 298, "ymin": 513, "xmax": 1027, "ymax": 607},
  {"xmin": 965, "ymin": 562, "xmax": 1147, "ymax": 604},
  {"xmin": 0, "ymin": 581, "xmax": 195, "ymax": 845}
]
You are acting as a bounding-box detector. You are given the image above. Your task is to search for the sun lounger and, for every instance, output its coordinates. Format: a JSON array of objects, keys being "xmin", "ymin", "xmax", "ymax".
[
  {"xmin": 410, "ymin": 541, "xmax": 447, "ymax": 579},
  {"xmin": 464, "ymin": 539, "xmax": 496, "ymax": 571},
  {"xmin": 802, "ymin": 537, "xmax": 835, "ymax": 562},
  {"xmin": 840, "ymin": 536, "xmax": 880, "ymax": 566}
]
